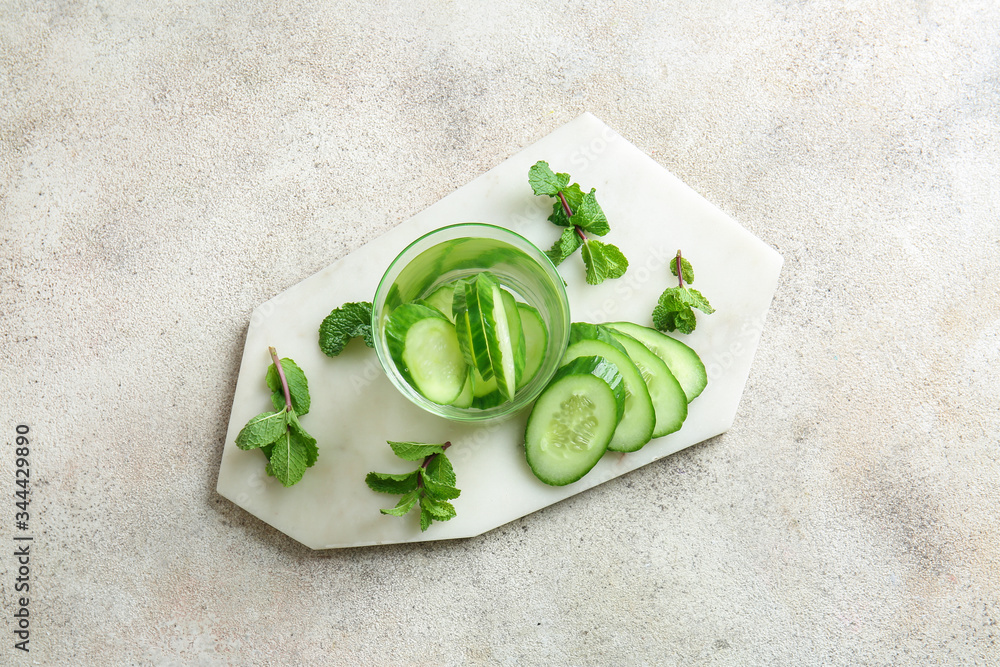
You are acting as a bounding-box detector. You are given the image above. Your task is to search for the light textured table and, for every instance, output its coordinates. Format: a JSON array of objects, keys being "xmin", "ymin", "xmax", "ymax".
[{"xmin": 2, "ymin": 1, "xmax": 998, "ymax": 665}]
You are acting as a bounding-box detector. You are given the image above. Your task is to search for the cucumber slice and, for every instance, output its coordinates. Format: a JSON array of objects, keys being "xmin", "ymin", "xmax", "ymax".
[
  {"xmin": 516, "ymin": 303, "xmax": 547, "ymax": 388},
  {"xmin": 456, "ymin": 272, "xmax": 526, "ymax": 402},
  {"xmin": 562, "ymin": 326, "xmax": 655, "ymax": 452},
  {"xmin": 524, "ymin": 356, "xmax": 625, "ymax": 486},
  {"xmin": 422, "ymin": 283, "xmax": 457, "ymax": 322},
  {"xmin": 449, "ymin": 368, "xmax": 474, "ymax": 408},
  {"xmin": 385, "ymin": 303, "xmax": 468, "ymax": 405},
  {"xmin": 471, "ymin": 390, "xmax": 506, "ymax": 410},
  {"xmin": 606, "ymin": 322, "xmax": 708, "ymax": 403},
  {"xmin": 487, "ymin": 282, "xmax": 524, "ymax": 401},
  {"xmin": 471, "ymin": 364, "xmax": 498, "ymax": 397},
  {"xmin": 606, "ymin": 329, "xmax": 688, "ymax": 438},
  {"xmin": 458, "ymin": 275, "xmax": 496, "ymax": 382},
  {"xmin": 567, "ymin": 321, "xmax": 623, "ymax": 348}
]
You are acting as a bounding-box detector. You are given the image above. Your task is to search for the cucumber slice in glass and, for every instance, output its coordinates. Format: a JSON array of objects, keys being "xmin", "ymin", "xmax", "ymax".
[
  {"xmin": 524, "ymin": 356, "xmax": 624, "ymax": 486},
  {"xmin": 606, "ymin": 322, "xmax": 707, "ymax": 402},
  {"xmin": 471, "ymin": 364, "xmax": 498, "ymax": 397},
  {"xmin": 492, "ymin": 286, "xmax": 526, "ymax": 401},
  {"xmin": 385, "ymin": 303, "xmax": 468, "ymax": 405},
  {"xmin": 459, "ymin": 275, "xmax": 497, "ymax": 382},
  {"xmin": 516, "ymin": 302, "xmax": 547, "ymax": 389},
  {"xmin": 562, "ymin": 329, "xmax": 655, "ymax": 452},
  {"xmin": 457, "ymin": 272, "xmax": 525, "ymax": 402},
  {"xmin": 422, "ymin": 283, "xmax": 457, "ymax": 322},
  {"xmin": 606, "ymin": 328, "xmax": 687, "ymax": 437},
  {"xmin": 449, "ymin": 368, "xmax": 474, "ymax": 408}
]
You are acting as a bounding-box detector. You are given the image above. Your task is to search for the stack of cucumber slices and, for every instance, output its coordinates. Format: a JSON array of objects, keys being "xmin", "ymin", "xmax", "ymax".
[
  {"xmin": 385, "ymin": 271, "xmax": 549, "ymax": 409},
  {"xmin": 524, "ymin": 321, "xmax": 707, "ymax": 486}
]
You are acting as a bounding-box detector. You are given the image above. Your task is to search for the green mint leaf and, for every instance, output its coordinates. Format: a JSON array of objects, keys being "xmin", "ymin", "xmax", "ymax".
[
  {"xmin": 673, "ymin": 309, "xmax": 698, "ymax": 334},
  {"xmin": 423, "ymin": 452, "xmax": 456, "ymax": 486},
  {"xmin": 655, "ymin": 286, "xmax": 689, "ymax": 312},
  {"xmin": 266, "ymin": 423, "xmax": 311, "ymax": 487},
  {"xmin": 420, "ymin": 494, "xmax": 457, "ymax": 521},
  {"xmin": 288, "ymin": 412, "xmax": 319, "ymax": 468},
  {"xmin": 686, "ymin": 287, "xmax": 715, "ymax": 314},
  {"xmin": 420, "ymin": 469, "xmax": 461, "ymax": 500},
  {"xmin": 545, "ymin": 227, "xmax": 583, "ymax": 266},
  {"xmin": 266, "ymin": 358, "xmax": 310, "ymax": 415},
  {"xmin": 235, "ymin": 410, "xmax": 288, "ymax": 450},
  {"xmin": 528, "ymin": 161, "xmax": 570, "ymax": 196},
  {"xmin": 366, "ymin": 470, "xmax": 420, "ymax": 495},
  {"xmin": 387, "ymin": 441, "xmax": 447, "ymax": 462},
  {"xmin": 582, "ymin": 239, "xmax": 629, "ymax": 285},
  {"xmin": 318, "ymin": 301, "xmax": 374, "ymax": 357},
  {"xmin": 670, "ymin": 256, "xmax": 695, "ymax": 284},
  {"xmin": 381, "ymin": 489, "xmax": 420, "ymax": 517},
  {"xmin": 654, "ymin": 254, "xmax": 713, "ymax": 334},
  {"xmin": 547, "ymin": 182, "xmax": 585, "ymax": 227},
  {"xmin": 370, "ymin": 442, "xmax": 458, "ymax": 530},
  {"xmin": 652, "ymin": 306, "xmax": 676, "ymax": 332},
  {"xmin": 570, "ymin": 189, "xmax": 610, "ymax": 237}
]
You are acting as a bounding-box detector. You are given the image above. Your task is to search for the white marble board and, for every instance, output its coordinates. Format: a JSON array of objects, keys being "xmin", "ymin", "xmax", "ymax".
[{"xmin": 216, "ymin": 113, "xmax": 783, "ymax": 549}]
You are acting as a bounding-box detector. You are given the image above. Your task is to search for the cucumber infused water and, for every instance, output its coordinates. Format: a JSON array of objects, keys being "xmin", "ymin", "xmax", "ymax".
[{"xmin": 373, "ymin": 224, "xmax": 570, "ymax": 421}]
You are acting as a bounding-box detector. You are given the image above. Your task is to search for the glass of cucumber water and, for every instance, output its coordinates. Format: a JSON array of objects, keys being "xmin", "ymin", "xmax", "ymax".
[{"xmin": 373, "ymin": 223, "xmax": 571, "ymax": 421}]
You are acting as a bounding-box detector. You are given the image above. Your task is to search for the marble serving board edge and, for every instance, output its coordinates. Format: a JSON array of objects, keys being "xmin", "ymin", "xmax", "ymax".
[{"xmin": 217, "ymin": 113, "xmax": 783, "ymax": 549}]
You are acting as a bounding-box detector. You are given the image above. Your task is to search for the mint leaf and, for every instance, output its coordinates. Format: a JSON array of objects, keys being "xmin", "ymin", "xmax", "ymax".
[
  {"xmin": 570, "ymin": 189, "xmax": 610, "ymax": 237},
  {"xmin": 653, "ymin": 304, "xmax": 698, "ymax": 334},
  {"xmin": 423, "ymin": 451, "xmax": 456, "ymax": 486},
  {"xmin": 368, "ymin": 441, "xmax": 458, "ymax": 531},
  {"xmin": 420, "ymin": 470, "xmax": 461, "ymax": 500},
  {"xmin": 266, "ymin": 424, "xmax": 311, "ymax": 487},
  {"xmin": 420, "ymin": 494, "xmax": 456, "ymax": 520},
  {"xmin": 319, "ymin": 301, "xmax": 374, "ymax": 357},
  {"xmin": 530, "ymin": 163, "xmax": 628, "ymax": 285},
  {"xmin": 686, "ymin": 287, "xmax": 715, "ymax": 314},
  {"xmin": 548, "ymin": 182, "xmax": 585, "ymax": 227},
  {"xmin": 528, "ymin": 161, "xmax": 570, "ymax": 196},
  {"xmin": 366, "ymin": 470, "xmax": 420, "ymax": 495},
  {"xmin": 381, "ymin": 490, "xmax": 420, "ymax": 517},
  {"xmin": 388, "ymin": 441, "xmax": 447, "ymax": 462},
  {"xmin": 582, "ymin": 239, "xmax": 629, "ymax": 285},
  {"xmin": 238, "ymin": 347, "xmax": 320, "ymax": 487},
  {"xmin": 670, "ymin": 256, "xmax": 695, "ymax": 284},
  {"xmin": 266, "ymin": 358, "xmax": 310, "ymax": 415},
  {"xmin": 652, "ymin": 254, "xmax": 715, "ymax": 335},
  {"xmin": 287, "ymin": 412, "xmax": 318, "ymax": 467},
  {"xmin": 235, "ymin": 410, "xmax": 288, "ymax": 450},
  {"xmin": 545, "ymin": 227, "xmax": 583, "ymax": 266}
]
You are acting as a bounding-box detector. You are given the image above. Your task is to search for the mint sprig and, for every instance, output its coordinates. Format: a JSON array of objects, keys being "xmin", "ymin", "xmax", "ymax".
[
  {"xmin": 366, "ymin": 441, "xmax": 460, "ymax": 531},
  {"xmin": 319, "ymin": 301, "xmax": 374, "ymax": 357},
  {"xmin": 234, "ymin": 347, "xmax": 319, "ymax": 487},
  {"xmin": 528, "ymin": 161, "xmax": 628, "ymax": 285},
  {"xmin": 652, "ymin": 251, "xmax": 715, "ymax": 335}
]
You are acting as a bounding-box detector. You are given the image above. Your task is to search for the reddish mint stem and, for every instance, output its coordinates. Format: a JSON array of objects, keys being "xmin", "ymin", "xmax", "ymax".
[
  {"xmin": 557, "ymin": 191, "xmax": 574, "ymax": 219},
  {"xmin": 558, "ymin": 191, "xmax": 588, "ymax": 242},
  {"xmin": 675, "ymin": 251, "xmax": 684, "ymax": 288},
  {"xmin": 269, "ymin": 346, "xmax": 293, "ymax": 412}
]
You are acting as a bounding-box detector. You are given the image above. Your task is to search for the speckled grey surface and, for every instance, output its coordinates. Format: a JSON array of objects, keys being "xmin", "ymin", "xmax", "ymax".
[{"xmin": 2, "ymin": 1, "xmax": 999, "ymax": 664}]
